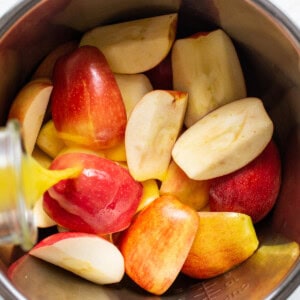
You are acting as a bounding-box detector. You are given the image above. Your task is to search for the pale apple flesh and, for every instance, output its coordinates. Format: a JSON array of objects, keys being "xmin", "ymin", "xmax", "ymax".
[
  {"xmin": 172, "ymin": 98, "xmax": 273, "ymax": 180},
  {"xmin": 29, "ymin": 232, "xmax": 125, "ymax": 285},
  {"xmin": 172, "ymin": 29, "xmax": 246, "ymax": 127},
  {"xmin": 80, "ymin": 14, "xmax": 178, "ymax": 74},
  {"xmin": 8, "ymin": 78, "xmax": 53, "ymax": 154},
  {"xmin": 125, "ymin": 90, "xmax": 188, "ymax": 181}
]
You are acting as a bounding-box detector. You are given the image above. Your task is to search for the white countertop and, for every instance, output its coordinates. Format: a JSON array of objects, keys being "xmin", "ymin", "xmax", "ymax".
[{"xmin": 0, "ymin": 0, "xmax": 299, "ymax": 299}]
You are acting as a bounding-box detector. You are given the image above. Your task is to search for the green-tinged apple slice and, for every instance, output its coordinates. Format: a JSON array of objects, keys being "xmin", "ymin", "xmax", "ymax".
[
  {"xmin": 80, "ymin": 13, "xmax": 177, "ymax": 74},
  {"xmin": 8, "ymin": 79, "xmax": 53, "ymax": 154},
  {"xmin": 125, "ymin": 90, "xmax": 188, "ymax": 181},
  {"xmin": 29, "ymin": 232, "xmax": 124, "ymax": 284},
  {"xmin": 172, "ymin": 29, "xmax": 246, "ymax": 127},
  {"xmin": 172, "ymin": 98, "xmax": 273, "ymax": 180},
  {"xmin": 118, "ymin": 195, "xmax": 199, "ymax": 295},
  {"xmin": 114, "ymin": 73, "xmax": 153, "ymax": 118},
  {"xmin": 36, "ymin": 120, "xmax": 65, "ymax": 158},
  {"xmin": 182, "ymin": 211, "xmax": 259, "ymax": 279}
]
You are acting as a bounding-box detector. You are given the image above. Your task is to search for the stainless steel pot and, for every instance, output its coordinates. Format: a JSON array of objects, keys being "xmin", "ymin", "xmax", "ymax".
[{"xmin": 0, "ymin": 0, "xmax": 299, "ymax": 299}]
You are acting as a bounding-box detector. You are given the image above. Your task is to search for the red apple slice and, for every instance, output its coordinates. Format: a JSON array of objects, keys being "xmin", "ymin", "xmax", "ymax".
[
  {"xmin": 51, "ymin": 46, "xmax": 127, "ymax": 150},
  {"xmin": 172, "ymin": 98, "xmax": 273, "ymax": 180},
  {"xmin": 8, "ymin": 78, "xmax": 53, "ymax": 154},
  {"xmin": 172, "ymin": 29, "xmax": 246, "ymax": 127},
  {"xmin": 80, "ymin": 13, "xmax": 177, "ymax": 74},
  {"xmin": 29, "ymin": 232, "xmax": 124, "ymax": 284},
  {"xmin": 43, "ymin": 153, "xmax": 143, "ymax": 235},
  {"xmin": 125, "ymin": 90, "xmax": 187, "ymax": 181},
  {"xmin": 209, "ymin": 140, "xmax": 281, "ymax": 223},
  {"xmin": 118, "ymin": 195, "xmax": 199, "ymax": 295}
]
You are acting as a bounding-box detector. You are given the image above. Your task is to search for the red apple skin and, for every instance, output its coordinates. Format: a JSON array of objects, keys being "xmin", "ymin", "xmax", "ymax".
[
  {"xmin": 209, "ymin": 140, "xmax": 281, "ymax": 223},
  {"xmin": 51, "ymin": 45, "xmax": 127, "ymax": 150},
  {"xmin": 145, "ymin": 54, "xmax": 173, "ymax": 90},
  {"xmin": 118, "ymin": 195, "xmax": 199, "ymax": 295},
  {"xmin": 43, "ymin": 153, "xmax": 143, "ymax": 235}
]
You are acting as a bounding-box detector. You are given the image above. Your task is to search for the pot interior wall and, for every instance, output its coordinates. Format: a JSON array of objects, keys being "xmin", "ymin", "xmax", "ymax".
[{"xmin": 0, "ymin": 0, "xmax": 299, "ymax": 299}]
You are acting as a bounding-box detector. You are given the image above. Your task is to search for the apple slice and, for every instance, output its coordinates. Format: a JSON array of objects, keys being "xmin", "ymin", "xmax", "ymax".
[
  {"xmin": 33, "ymin": 197, "xmax": 57, "ymax": 228},
  {"xmin": 32, "ymin": 40, "xmax": 78, "ymax": 79},
  {"xmin": 172, "ymin": 98, "xmax": 273, "ymax": 180},
  {"xmin": 136, "ymin": 179, "xmax": 160, "ymax": 212},
  {"xmin": 8, "ymin": 78, "xmax": 53, "ymax": 154},
  {"xmin": 32, "ymin": 147, "xmax": 52, "ymax": 168},
  {"xmin": 118, "ymin": 195, "xmax": 199, "ymax": 295},
  {"xmin": 125, "ymin": 90, "xmax": 187, "ymax": 181},
  {"xmin": 80, "ymin": 13, "xmax": 177, "ymax": 74},
  {"xmin": 51, "ymin": 46, "xmax": 127, "ymax": 150},
  {"xmin": 209, "ymin": 140, "xmax": 281, "ymax": 223},
  {"xmin": 114, "ymin": 73, "xmax": 153, "ymax": 118},
  {"xmin": 8, "ymin": 255, "xmax": 120, "ymax": 299},
  {"xmin": 43, "ymin": 153, "xmax": 143, "ymax": 235},
  {"xmin": 182, "ymin": 211, "xmax": 259, "ymax": 279},
  {"xmin": 36, "ymin": 120, "xmax": 65, "ymax": 158},
  {"xmin": 172, "ymin": 29, "xmax": 246, "ymax": 127},
  {"xmin": 29, "ymin": 232, "xmax": 124, "ymax": 284},
  {"xmin": 160, "ymin": 160, "xmax": 210, "ymax": 211}
]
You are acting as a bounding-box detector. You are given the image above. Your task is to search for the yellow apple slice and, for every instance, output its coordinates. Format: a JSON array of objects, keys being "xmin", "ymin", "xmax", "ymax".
[
  {"xmin": 33, "ymin": 197, "xmax": 57, "ymax": 228},
  {"xmin": 125, "ymin": 90, "xmax": 187, "ymax": 181},
  {"xmin": 182, "ymin": 211, "xmax": 259, "ymax": 279},
  {"xmin": 114, "ymin": 73, "xmax": 153, "ymax": 118},
  {"xmin": 8, "ymin": 79, "xmax": 53, "ymax": 154},
  {"xmin": 160, "ymin": 160, "xmax": 210, "ymax": 210},
  {"xmin": 36, "ymin": 120, "xmax": 65, "ymax": 158},
  {"xmin": 32, "ymin": 147, "xmax": 52, "ymax": 168},
  {"xmin": 136, "ymin": 179, "xmax": 160, "ymax": 213},
  {"xmin": 80, "ymin": 13, "xmax": 177, "ymax": 74},
  {"xmin": 172, "ymin": 29, "xmax": 246, "ymax": 127},
  {"xmin": 172, "ymin": 98, "xmax": 273, "ymax": 180}
]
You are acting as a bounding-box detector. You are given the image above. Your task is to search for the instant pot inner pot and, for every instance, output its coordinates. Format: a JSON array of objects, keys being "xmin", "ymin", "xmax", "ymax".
[{"xmin": 0, "ymin": 0, "xmax": 299, "ymax": 299}]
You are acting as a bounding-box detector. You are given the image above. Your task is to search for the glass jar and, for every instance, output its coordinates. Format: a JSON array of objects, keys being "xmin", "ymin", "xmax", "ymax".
[{"xmin": 0, "ymin": 120, "xmax": 37, "ymax": 251}]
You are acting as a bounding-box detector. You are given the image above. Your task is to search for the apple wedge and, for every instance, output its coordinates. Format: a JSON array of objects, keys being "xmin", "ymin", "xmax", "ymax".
[
  {"xmin": 114, "ymin": 73, "xmax": 153, "ymax": 118},
  {"xmin": 80, "ymin": 13, "xmax": 177, "ymax": 74},
  {"xmin": 172, "ymin": 29, "xmax": 246, "ymax": 127},
  {"xmin": 118, "ymin": 195, "xmax": 199, "ymax": 295},
  {"xmin": 160, "ymin": 160, "xmax": 210, "ymax": 211},
  {"xmin": 172, "ymin": 98, "xmax": 273, "ymax": 180},
  {"xmin": 136, "ymin": 179, "xmax": 160, "ymax": 212},
  {"xmin": 36, "ymin": 119, "xmax": 65, "ymax": 158},
  {"xmin": 33, "ymin": 197, "xmax": 57, "ymax": 228},
  {"xmin": 32, "ymin": 40, "xmax": 78, "ymax": 79},
  {"xmin": 32, "ymin": 147, "xmax": 52, "ymax": 168},
  {"xmin": 182, "ymin": 212, "xmax": 259, "ymax": 279},
  {"xmin": 29, "ymin": 232, "xmax": 124, "ymax": 285},
  {"xmin": 51, "ymin": 46, "xmax": 127, "ymax": 150},
  {"xmin": 8, "ymin": 78, "xmax": 53, "ymax": 154},
  {"xmin": 125, "ymin": 90, "xmax": 187, "ymax": 181}
]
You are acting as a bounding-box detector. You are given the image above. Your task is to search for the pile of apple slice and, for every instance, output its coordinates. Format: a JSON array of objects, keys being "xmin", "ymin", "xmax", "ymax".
[{"xmin": 7, "ymin": 13, "xmax": 285, "ymax": 296}]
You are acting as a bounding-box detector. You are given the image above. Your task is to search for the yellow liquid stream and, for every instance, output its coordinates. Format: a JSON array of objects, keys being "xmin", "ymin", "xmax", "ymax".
[{"xmin": 0, "ymin": 154, "xmax": 81, "ymax": 212}]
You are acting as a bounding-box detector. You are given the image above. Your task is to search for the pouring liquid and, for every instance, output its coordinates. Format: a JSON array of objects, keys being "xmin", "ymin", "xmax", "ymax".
[{"xmin": 0, "ymin": 120, "xmax": 81, "ymax": 250}]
